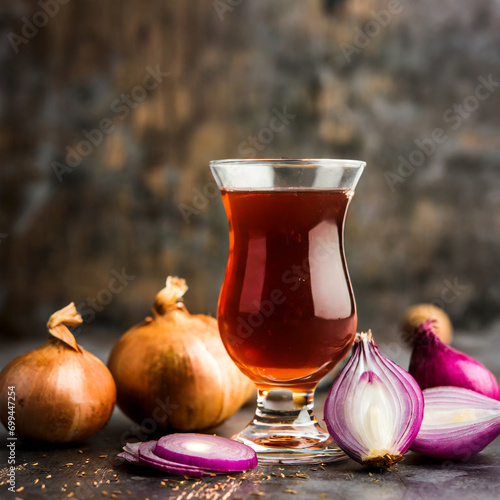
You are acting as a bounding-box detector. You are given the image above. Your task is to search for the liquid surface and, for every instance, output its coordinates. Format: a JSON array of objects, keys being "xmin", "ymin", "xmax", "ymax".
[{"xmin": 218, "ymin": 189, "xmax": 357, "ymax": 390}]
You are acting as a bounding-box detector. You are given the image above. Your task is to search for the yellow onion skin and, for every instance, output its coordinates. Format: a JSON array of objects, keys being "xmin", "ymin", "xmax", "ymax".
[
  {"xmin": 0, "ymin": 340, "xmax": 116, "ymax": 443},
  {"xmin": 108, "ymin": 300, "xmax": 255, "ymax": 432}
]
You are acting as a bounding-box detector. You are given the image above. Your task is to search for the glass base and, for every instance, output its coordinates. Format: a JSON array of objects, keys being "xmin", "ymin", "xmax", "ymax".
[{"xmin": 233, "ymin": 389, "xmax": 347, "ymax": 465}]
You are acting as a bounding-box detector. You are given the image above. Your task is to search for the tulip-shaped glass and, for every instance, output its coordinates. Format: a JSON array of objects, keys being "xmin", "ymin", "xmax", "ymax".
[{"xmin": 210, "ymin": 159, "xmax": 365, "ymax": 464}]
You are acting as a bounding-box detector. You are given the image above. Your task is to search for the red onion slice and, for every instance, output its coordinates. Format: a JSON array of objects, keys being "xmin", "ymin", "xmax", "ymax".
[
  {"xmin": 324, "ymin": 331, "xmax": 424, "ymax": 468},
  {"xmin": 155, "ymin": 433, "xmax": 258, "ymax": 472},
  {"xmin": 117, "ymin": 451, "xmax": 141, "ymax": 465},
  {"xmin": 138, "ymin": 441, "xmax": 207, "ymax": 477},
  {"xmin": 410, "ymin": 386, "xmax": 500, "ymax": 460},
  {"xmin": 123, "ymin": 442, "xmax": 141, "ymax": 456}
]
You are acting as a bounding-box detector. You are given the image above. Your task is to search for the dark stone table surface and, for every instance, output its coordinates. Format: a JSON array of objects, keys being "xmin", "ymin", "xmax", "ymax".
[{"xmin": 1, "ymin": 330, "xmax": 500, "ymax": 500}]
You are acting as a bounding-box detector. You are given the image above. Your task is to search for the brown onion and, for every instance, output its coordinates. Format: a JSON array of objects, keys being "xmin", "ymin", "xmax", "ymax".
[
  {"xmin": 108, "ymin": 276, "xmax": 254, "ymax": 432},
  {"xmin": 0, "ymin": 303, "xmax": 116, "ymax": 443},
  {"xmin": 401, "ymin": 303, "xmax": 453, "ymax": 344}
]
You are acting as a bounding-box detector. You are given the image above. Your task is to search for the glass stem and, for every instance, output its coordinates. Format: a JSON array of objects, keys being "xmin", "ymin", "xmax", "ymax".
[{"xmin": 254, "ymin": 389, "xmax": 319, "ymax": 428}]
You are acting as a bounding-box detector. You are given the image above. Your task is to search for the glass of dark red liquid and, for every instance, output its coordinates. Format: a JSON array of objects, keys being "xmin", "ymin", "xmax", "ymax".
[{"xmin": 210, "ymin": 159, "xmax": 365, "ymax": 464}]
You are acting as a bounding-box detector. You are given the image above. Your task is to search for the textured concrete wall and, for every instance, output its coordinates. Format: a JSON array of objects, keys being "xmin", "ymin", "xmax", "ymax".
[{"xmin": 1, "ymin": 0, "xmax": 500, "ymax": 341}]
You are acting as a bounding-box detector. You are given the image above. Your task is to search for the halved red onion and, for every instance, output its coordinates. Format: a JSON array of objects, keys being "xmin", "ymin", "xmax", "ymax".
[
  {"xmin": 409, "ymin": 320, "xmax": 500, "ymax": 400},
  {"xmin": 155, "ymin": 433, "xmax": 258, "ymax": 472},
  {"xmin": 410, "ymin": 386, "xmax": 500, "ymax": 460},
  {"xmin": 325, "ymin": 331, "xmax": 424, "ymax": 468}
]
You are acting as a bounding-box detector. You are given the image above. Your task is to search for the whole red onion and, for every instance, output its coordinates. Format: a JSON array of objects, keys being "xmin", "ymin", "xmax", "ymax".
[{"xmin": 409, "ymin": 320, "xmax": 500, "ymax": 400}]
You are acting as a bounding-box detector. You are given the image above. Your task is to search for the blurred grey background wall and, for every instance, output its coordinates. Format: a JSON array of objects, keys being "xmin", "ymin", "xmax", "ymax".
[{"xmin": 1, "ymin": 0, "xmax": 500, "ymax": 341}]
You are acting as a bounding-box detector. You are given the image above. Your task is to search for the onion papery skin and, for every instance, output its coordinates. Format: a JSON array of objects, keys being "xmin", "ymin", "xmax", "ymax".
[
  {"xmin": 410, "ymin": 386, "xmax": 500, "ymax": 460},
  {"xmin": 0, "ymin": 340, "xmax": 116, "ymax": 443},
  {"xmin": 409, "ymin": 320, "xmax": 500, "ymax": 400},
  {"xmin": 108, "ymin": 277, "xmax": 254, "ymax": 432},
  {"xmin": 324, "ymin": 332, "xmax": 424, "ymax": 468}
]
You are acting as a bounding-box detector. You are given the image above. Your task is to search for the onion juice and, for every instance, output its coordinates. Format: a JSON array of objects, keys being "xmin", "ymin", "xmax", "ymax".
[{"xmin": 218, "ymin": 189, "xmax": 357, "ymax": 391}]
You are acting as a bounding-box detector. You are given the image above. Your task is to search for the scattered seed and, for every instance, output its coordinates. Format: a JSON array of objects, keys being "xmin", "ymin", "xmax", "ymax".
[
  {"xmin": 46, "ymin": 475, "xmax": 52, "ymax": 479},
  {"xmin": 284, "ymin": 490, "xmax": 297, "ymax": 494},
  {"xmin": 76, "ymin": 482, "xmax": 81, "ymax": 486},
  {"xmin": 94, "ymin": 481, "xmax": 98, "ymax": 486},
  {"xmin": 369, "ymin": 472, "xmax": 372, "ymax": 476},
  {"xmin": 102, "ymin": 491, "xmax": 108, "ymax": 496},
  {"xmin": 317, "ymin": 495, "xmax": 327, "ymax": 498},
  {"xmin": 66, "ymin": 463, "xmax": 74, "ymax": 466},
  {"xmin": 99, "ymin": 455, "xmax": 108, "ymax": 458},
  {"xmin": 311, "ymin": 468, "xmax": 318, "ymax": 471},
  {"xmin": 41, "ymin": 484, "xmax": 46, "ymax": 489},
  {"xmin": 250, "ymin": 492, "xmax": 265, "ymax": 497},
  {"xmin": 34, "ymin": 479, "xmax": 39, "ymax": 485},
  {"xmin": 78, "ymin": 450, "xmax": 84, "ymax": 454},
  {"xmin": 32, "ymin": 462, "xmax": 38, "ymax": 466},
  {"xmin": 296, "ymin": 473, "xmax": 309, "ymax": 479},
  {"xmin": 16, "ymin": 487, "xmax": 24, "ymax": 492},
  {"xmin": 68, "ymin": 493, "xmax": 74, "ymax": 498},
  {"xmin": 111, "ymin": 495, "xmax": 118, "ymax": 499}
]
